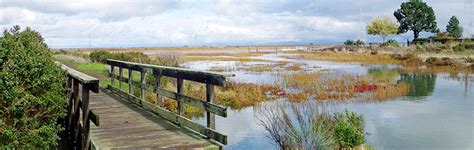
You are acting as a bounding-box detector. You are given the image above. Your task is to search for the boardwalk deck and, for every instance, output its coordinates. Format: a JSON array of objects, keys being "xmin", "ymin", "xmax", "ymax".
[{"xmin": 88, "ymin": 88, "xmax": 220, "ymax": 149}]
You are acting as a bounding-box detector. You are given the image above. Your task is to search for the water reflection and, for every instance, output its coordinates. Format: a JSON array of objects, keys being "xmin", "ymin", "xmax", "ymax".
[{"xmin": 399, "ymin": 73, "xmax": 437, "ymax": 101}]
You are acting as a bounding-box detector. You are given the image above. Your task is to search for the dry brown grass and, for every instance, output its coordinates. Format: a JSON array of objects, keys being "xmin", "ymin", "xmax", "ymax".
[
  {"xmin": 283, "ymin": 51, "xmax": 400, "ymax": 65},
  {"xmin": 215, "ymin": 81, "xmax": 281, "ymax": 109},
  {"xmin": 185, "ymin": 52, "xmax": 269, "ymax": 57},
  {"xmin": 371, "ymin": 82, "xmax": 411, "ymax": 101},
  {"xmin": 184, "ymin": 56, "xmax": 271, "ymax": 63}
]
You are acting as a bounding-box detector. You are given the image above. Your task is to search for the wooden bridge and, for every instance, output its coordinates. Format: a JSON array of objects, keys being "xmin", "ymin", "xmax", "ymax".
[{"xmin": 60, "ymin": 59, "xmax": 233, "ymax": 149}]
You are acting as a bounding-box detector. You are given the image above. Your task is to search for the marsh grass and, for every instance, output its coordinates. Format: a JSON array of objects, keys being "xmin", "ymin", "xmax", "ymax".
[
  {"xmin": 371, "ymin": 82, "xmax": 411, "ymax": 101},
  {"xmin": 284, "ymin": 51, "xmax": 400, "ymax": 65},
  {"xmin": 256, "ymin": 102, "xmax": 368, "ymax": 149}
]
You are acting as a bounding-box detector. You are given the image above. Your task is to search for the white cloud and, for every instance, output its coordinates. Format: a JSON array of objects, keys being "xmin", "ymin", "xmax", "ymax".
[{"xmin": 1, "ymin": 0, "xmax": 472, "ymax": 48}]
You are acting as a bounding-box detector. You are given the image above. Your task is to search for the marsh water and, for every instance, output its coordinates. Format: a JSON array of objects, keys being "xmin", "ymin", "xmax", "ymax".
[{"xmin": 180, "ymin": 53, "xmax": 473, "ymax": 149}]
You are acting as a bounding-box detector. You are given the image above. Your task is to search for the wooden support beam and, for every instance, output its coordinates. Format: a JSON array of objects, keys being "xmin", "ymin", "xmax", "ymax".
[
  {"xmin": 177, "ymin": 79, "xmax": 184, "ymax": 116},
  {"xmin": 82, "ymin": 86, "xmax": 91, "ymax": 150},
  {"xmin": 140, "ymin": 71, "xmax": 146, "ymax": 102},
  {"xmin": 128, "ymin": 69, "xmax": 133, "ymax": 95},
  {"xmin": 118, "ymin": 67, "xmax": 123, "ymax": 90},
  {"xmin": 206, "ymin": 83, "xmax": 215, "ymax": 130},
  {"xmin": 110, "ymin": 65, "xmax": 115, "ymax": 87},
  {"xmin": 155, "ymin": 74, "xmax": 163, "ymax": 107}
]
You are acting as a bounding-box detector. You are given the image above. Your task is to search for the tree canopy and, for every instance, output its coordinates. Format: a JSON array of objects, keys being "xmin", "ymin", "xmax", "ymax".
[
  {"xmin": 0, "ymin": 26, "xmax": 67, "ymax": 148},
  {"xmin": 446, "ymin": 16, "xmax": 463, "ymax": 38},
  {"xmin": 394, "ymin": 0, "xmax": 438, "ymax": 39},
  {"xmin": 366, "ymin": 16, "xmax": 399, "ymax": 42}
]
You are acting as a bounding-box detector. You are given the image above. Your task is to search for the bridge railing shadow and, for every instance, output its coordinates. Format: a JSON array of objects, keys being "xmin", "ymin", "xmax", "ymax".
[{"xmin": 105, "ymin": 59, "xmax": 234, "ymax": 145}]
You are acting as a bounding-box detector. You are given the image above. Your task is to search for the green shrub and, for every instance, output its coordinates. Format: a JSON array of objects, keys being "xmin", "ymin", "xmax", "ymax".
[
  {"xmin": 354, "ymin": 39, "xmax": 365, "ymax": 45},
  {"xmin": 344, "ymin": 39, "xmax": 364, "ymax": 46},
  {"xmin": 89, "ymin": 50, "xmax": 111, "ymax": 63},
  {"xmin": 334, "ymin": 110, "xmax": 365, "ymax": 148},
  {"xmin": 381, "ymin": 39, "xmax": 400, "ymax": 47},
  {"xmin": 413, "ymin": 38, "xmax": 431, "ymax": 44},
  {"xmin": 0, "ymin": 26, "xmax": 67, "ymax": 148},
  {"xmin": 344, "ymin": 40, "xmax": 355, "ymax": 45}
]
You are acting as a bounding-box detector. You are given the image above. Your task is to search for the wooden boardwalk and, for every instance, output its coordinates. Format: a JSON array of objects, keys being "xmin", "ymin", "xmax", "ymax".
[{"xmin": 88, "ymin": 89, "xmax": 220, "ymax": 149}]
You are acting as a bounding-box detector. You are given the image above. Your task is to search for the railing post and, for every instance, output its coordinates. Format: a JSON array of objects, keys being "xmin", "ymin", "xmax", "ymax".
[
  {"xmin": 140, "ymin": 70, "xmax": 146, "ymax": 102},
  {"xmin": 119, "ymin": 67, "xmax": 123, "ymax": 90},
  {"xmin": 128, "ymin": 69, "xmax": 133, "ymax": 95},
  {"xmin": 155, "ymin": 74, "xmax": 163, "ymax": 107},
  {"xmin": 110, "ymin": 65, "xmax": 115, "ymax": 87},
  {"xmin": 66, "ymin": 77, "xmax": 73, "ymax": 132},
  {"xmin": 206, "ymin": 83, "xmax": 215, "ymax": 130},
  {"xmin": 82, "ymin": 85, "xmax": 91, "ymax": 150},
  {"xmin": 177, "ymin": 79, "xmax": 184, "ymax": 116},
  {"xmin": 72, "ymin": 80, "xmax": 81, "ymax": 147}
]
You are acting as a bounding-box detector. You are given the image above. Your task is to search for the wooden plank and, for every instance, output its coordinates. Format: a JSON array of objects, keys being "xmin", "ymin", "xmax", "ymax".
[
  {"xmin": 106, "ymin": 86, "xmax": 227, "ymax": 145},
  {"xmin": 106, "ymin": 59, "xmax": 233, "ymax": 86},
  {"xmin": 110, "ymin": 75, "xmax": 227, "ymax": 117},
  {"xmin": 89, "ymin": 110, "xmax": 100, "ymax": 126},
  {"xmin": 206, "ymin": 83, "xmax": 215, "ymax": 130}
]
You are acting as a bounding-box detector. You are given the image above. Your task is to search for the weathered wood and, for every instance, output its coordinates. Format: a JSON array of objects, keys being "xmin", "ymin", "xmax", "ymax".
[
  {"xmin": 128, "ymin": 69, "xmax": 133, "ymax": 94},
  {"xmin": 107, "ymin": 86, "xmax": 227, "ymax": 145},
  {"xmin": 118, "ymin": 67, "xmax": 123, "ymax": 90},
  {"xmin": 61, "ymin": 64, "xmax": 99, "ymax": 92},
  {"xmin": 155, "ymin": 74, "xmax": 163, "ymax": 107},
  {"xmin": 106, "ymin": 59, "xmax": 233, "ymax": 86},
  {"xmin": 109, "ymin": 74, "xmax": 227, "ymax": 117},
  {"xmin": 61, "ymin": 64, "xmax": 100, "ymax": 84},
  {"xmin": 110, "ymin": 65, "xmax": 115, "ymax": 87},
  {"xmin": 60, "ymin": 63, "xmax": 100, "ymax": 149},
  {"xmin": 177, "ymin": 79, "xmax": 184, "ymax": 116},
  {"xmin": 206, "ymin": 83, "xmax": 216, "ymax": 130},
  {"xmin": 71, "ymin": 79, "xmax": 80, "ymax": 139},
  {"xmin": 141, "ymin": 71, "xmax": 146, "ymax": 102},
  {"xmin": 82, "ymin": 85, "xmax": 91, "ymax": 150}
]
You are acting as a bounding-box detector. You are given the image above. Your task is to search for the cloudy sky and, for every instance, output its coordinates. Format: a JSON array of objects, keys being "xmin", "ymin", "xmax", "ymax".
[{"xmin": 1, "ymin": 0, "xmax": 473, "ymax": 48}]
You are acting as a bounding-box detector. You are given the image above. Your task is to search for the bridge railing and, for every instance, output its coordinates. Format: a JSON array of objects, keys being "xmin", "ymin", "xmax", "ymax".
[
  {"xmin": 61, "ymin": 64, "xmax": 100, "ymax": 150},
  {"xmin": 106, "ymin": 59, "xmax": 233, "ymax": 145}
]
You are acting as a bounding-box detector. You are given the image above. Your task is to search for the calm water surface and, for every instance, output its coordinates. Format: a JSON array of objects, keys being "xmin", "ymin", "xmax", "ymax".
[{"xmin": 181, "ymin": 53, "xmax": 474, "ymax": 149}]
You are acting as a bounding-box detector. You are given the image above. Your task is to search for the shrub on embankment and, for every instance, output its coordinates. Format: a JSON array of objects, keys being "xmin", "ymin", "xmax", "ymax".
[
  {"xmin": 0, "ymin": 26, "xmax": 67, "ymax": 148},
  {"xmin": 89, "ymin": 50, "xmax": 183, "ymax": 67}
]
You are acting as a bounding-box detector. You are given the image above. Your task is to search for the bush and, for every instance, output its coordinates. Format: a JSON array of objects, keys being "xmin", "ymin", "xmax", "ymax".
[
  {"xmin": 344, "ymin": 40, "xmax": 355, "ymax": 45},
  {"xmin": 344, "ymin": 39, "xmax": 365, "ymax": 46},
  {"xmin": 425, "ymin": 57, "xmax": 462, "ymax": 67},
  {"xmin": 334, "ymin": 110, "xmax": 365, "ymax": 148},
  {"xmin": 413, "ymin": 38, "xmax": 431, "ymax": 44},
  {"xmin": 0, "ymin": 26, "xmax": 67, "ymax": 148},
  {"xmin": 89, "ymin": 50, "xmax": 152, "ymax": 64},
  {"xmin": 381, "ymin": 39, "xmax": 400, "ymax": 47},
  {"xmin": 89, "ymin": 50, "xmax": 110, "ymax": 63}
]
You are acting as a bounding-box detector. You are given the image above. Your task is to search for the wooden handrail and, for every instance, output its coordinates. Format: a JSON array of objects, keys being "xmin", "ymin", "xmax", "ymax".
[
  {"xmin": 105, "ymin": 59, "xmax": 233, "ymax": 145},
  {"xmin": 61, "ymin": 64, "xmax": 100, "ymax": 150}
]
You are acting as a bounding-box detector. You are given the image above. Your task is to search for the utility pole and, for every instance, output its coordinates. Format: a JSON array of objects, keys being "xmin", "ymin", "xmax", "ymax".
[{"xmin": 88, "ymin": 33, "xmax": 91, "ymax": 49}]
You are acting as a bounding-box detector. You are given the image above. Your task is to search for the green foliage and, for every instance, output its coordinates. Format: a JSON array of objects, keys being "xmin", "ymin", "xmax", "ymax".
[
  {"xmin": 0, "ymin": 26, "xmax": 67, "ymax": 148},
  {"xmin": 344, "ymin": 40, "xmax": 354, "ymax": 45},
  {"xmin": 88, "ymin": 50, "xmax": 182, "ymax": 67},
  {"xmin": 381, "ymin": 39, "xmax": 401, "ymax": 47},
  {"xmin": 446, "ymin": 16, "xmax": 463, "ymax": 39},
  {"xmin": 394, "ymin": 0, "xmax": 438, "ymax": 39},
  {"xmin": 344, "ymin": 39, "xmax": 365, "ymax": 46},
  {"xmin": 334, "ymin": 110, "xmax": 365, "ymax": 148},
  {"xmin": 89, "ymin": 50, "xmax": 110, "ymax": 63},
  {"xmin": 366, "ymin": 16, "xmax": 399, "ymax": 42}
]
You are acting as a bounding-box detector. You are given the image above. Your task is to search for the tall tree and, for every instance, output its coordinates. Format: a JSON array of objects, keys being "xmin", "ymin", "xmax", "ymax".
[
  {"xmin": 446, "ymin": 16, "xmax": 463, "ymax": 38},
  {"xmin": 394, "ymin": 0, "xmax": 438, "ymax": 39},
  {"xmin": 366, "ymin": 16, "xmax": 399, "ymax": 42}
]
